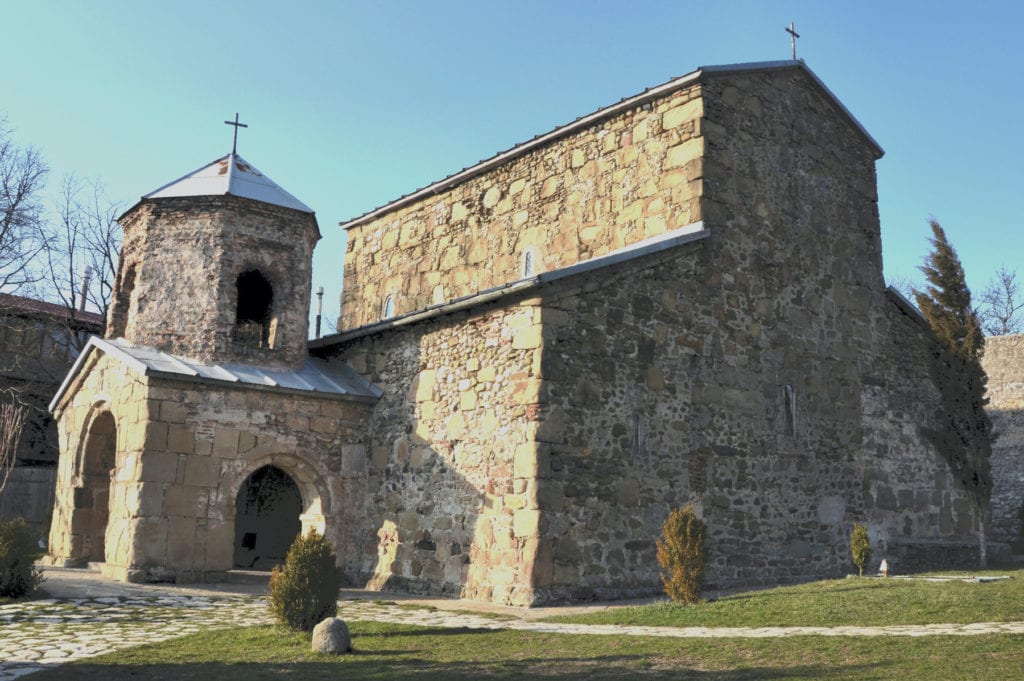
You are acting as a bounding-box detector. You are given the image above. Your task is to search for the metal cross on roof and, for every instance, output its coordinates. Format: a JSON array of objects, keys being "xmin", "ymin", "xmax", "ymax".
[
  {"xmin": 786, "ymin": 22, "xmax": 800, "ymax": 60},
  {"xmin": 224, "ymin": 113, "xmax": 248, "ymax": 154}
]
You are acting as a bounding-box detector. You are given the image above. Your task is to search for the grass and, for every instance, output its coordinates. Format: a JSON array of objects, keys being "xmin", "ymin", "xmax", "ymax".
[
  {"xmin": 542, "ymin": 570, "xmax": 1024, "ymax": 628},
  {"xmin": 30, "ymin": 622, "xmax": 1024, "ymax": 680},
  {"xmin": 18, "ymin": 570, "xmax": 1024, "ymax": 680}
]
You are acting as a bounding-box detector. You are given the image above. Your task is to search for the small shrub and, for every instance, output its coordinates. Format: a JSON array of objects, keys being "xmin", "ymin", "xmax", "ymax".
[
  {"xmin": 0, "ymin": 517, "xmax": 44, "ymax": 598},
  {"xmin": 267, "ymin": 529, "xmax": 342, "ymax": 631},
  {"xmin": 850, "ymin": 523, "xmax": 871, "ymax": 577},
  {"xmin": 656, "ymin": 504, "xmax": 707, "ymax": 605}
]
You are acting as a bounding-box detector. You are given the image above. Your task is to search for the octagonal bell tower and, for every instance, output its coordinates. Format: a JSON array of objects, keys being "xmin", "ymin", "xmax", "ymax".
[{"xmin": 107, "ymin": 153, "xmax": 320, "ymax": 369}]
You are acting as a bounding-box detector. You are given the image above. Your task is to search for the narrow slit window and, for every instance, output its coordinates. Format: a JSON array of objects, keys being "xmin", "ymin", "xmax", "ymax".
[
  {"xmin": 382, "ymin": 295, "xmax": 395, "ymax": 320},
  {"xmin": 522, "ymin": 248, "xmax": 535, "ymax": 278}
]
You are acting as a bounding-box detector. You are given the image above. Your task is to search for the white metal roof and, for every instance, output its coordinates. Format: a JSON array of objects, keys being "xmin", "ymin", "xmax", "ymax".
[
  {"xmin": 143, "ymin": 153, "xmax": 314, "ymax": 213},
  {"xmin": 50, "ymin": 336, "xmax": 381, "ymax": 412}
]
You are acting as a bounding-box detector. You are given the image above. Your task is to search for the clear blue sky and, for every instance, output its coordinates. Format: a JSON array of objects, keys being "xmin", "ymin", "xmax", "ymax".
[{"xmin": 3, "ymin": 1, "xmax": 1021, "ymax": 334}]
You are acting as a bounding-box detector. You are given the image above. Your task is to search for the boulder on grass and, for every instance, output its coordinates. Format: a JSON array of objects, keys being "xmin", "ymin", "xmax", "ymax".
[{"xmin": 311, "ymin": 617, "xmax": 352, "ymax": 654}]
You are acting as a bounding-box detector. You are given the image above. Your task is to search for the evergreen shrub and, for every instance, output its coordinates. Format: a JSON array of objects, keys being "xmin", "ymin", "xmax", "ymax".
[
  {"xmin": 850, "ymin": 523, "xmax": 871, "ymax": 577},
  {"xmin": 656, "ymin": 504, "xmax": 707, "ymax": 605},
  {"xmin": 267, "ymin": 529, "xmax": 342, "ymax": 631},
  {"xmin": 0, "ymin": 517, "xmax": 43, "ymax": 598}
]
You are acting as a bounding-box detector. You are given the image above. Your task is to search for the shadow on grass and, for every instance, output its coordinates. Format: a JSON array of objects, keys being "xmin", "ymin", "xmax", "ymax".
[{"xmin": 31, "ymin": 659, "xmax": 882, "ymax": 680}]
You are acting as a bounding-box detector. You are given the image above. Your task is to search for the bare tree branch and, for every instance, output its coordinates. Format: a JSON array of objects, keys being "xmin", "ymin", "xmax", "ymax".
[
  {"xmin": 37, "ymin": 174, "xmax": 121, "ymax": 324},
  {"xmin": 978, "ymin": 265, "xmax": 1024, "ymax": 336},
  {"xmin": 0, "ymin": 119, "xmax": 48, "ymax": 292}
]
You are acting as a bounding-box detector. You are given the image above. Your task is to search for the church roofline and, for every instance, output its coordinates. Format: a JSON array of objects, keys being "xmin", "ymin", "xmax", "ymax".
[
  {"xmin": 49, "ymin": 336, "xmax": 381, "ymax": 413},
  {"xmin": 339, "ymin": 60, "xmax": 883, "ymax": 231},
  {"xmin": 119, "ymin": 153, "xmax": 320, "ymax": 235},
  {"xmin": 311, "ymin": 222, "xmax": 709, "ymax": 350}
]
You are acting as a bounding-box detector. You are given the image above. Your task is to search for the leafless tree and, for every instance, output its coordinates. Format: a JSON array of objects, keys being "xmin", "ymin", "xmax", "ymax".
[
  {"xmin": 0, "ymin": 119, "xmax": 48, "ymax": 293},
  {"xmin": 38, "ymin": 175, "xmax": 121, "ymax": 321},
  {"xmin": 0, "ymin": 401, "xmax": 26, "ymax": 495},
  {"xmin": 977, "ymin": 265, "xmax": 1023, "ymax": 336},
  {"xmin": 886, "ymin": 274, "xmax": 917, "ymax": 301}
]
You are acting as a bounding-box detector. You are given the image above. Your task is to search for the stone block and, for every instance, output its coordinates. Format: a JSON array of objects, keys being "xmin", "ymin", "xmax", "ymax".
[
  {"xmin": 183, "ymin": 456, "xmax": 220, "ymax": 487},
  {"xmin": 166, "ymin": 515, "xmax": 197, "ymax": 567},
  {"xmin": 408, "ymin": 370, "xmax": 436, "ymax": 403},
  {"xmin": 167, "ymin": 424, "xmax": 195, "ymax": 454},
  {"xmin": 513, "ymin": 509, "xmax": 540, "ymax": 538},
  {"xmin": 514, "ymin": 443, "xmax": 536, "ymax": 478},
  {"xmin": 665, "ymin": 138, "xmax": 703, "ymax": 169},
  {"xmin": 341, "ymin": 444, "xmax": 367, "ymax": 475},
  {"xmin": 662, "ymin": 98, "xmax": 703, "ymax": 129},
  {"xmin": 213, "ymin": 427, "xmax": 240, "ymax": 457},
  {"xmin": 144, "ymin": 422, "xmax": 168, "ymax": 452},
  {"xmin": 139, "ymin": 452, "xmax": 179, "ymax": 483},
  {"xmin": 164, "ymin": 485, "xmax": 204, "ymax": 517}
]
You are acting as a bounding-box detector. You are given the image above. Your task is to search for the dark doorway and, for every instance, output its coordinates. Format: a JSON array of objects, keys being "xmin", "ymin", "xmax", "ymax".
[
  {"xmin": 73, "ymin": 411, "xmax": 116, "ymax": 563},
  {"xmin": 233, "ymin": 465, "xmax": 302, "ymax": 570}
]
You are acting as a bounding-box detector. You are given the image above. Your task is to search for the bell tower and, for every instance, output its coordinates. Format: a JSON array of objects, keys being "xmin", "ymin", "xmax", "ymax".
[{"xmin": 107, "ymin": 153, "xmax": 320, "ymax": 369}]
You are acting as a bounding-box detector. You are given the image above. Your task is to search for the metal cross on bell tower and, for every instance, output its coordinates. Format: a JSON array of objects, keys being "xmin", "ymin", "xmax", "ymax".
[
  {"xmin": 224, "ymin": 113, "xmax": 248, "ymax": 154},
  {"xmin": 785, "ymin": 22, "xmax": 800, "ymax": 60}
]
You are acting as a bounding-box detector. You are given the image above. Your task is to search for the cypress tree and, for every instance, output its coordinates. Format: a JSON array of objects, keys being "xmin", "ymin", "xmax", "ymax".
[{"xmin": 913, "ymin": 219, "xmax": 992, "ymax": 567}]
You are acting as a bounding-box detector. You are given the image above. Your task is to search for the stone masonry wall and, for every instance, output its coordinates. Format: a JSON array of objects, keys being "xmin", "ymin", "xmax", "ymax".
[
  {"xmin": 111, "ymin": 196, "xmax": 318, "ymax": 369},
  {"xmin": 324, "ymin": 301, "xmax": 545, "ymax": 606},
  {"xmin": 340, "ymin": 83, "xmax": 705, "ymax": 329},
  {"xmin": 983, "ymin": 334, "xmax": 1024, "ymax": 549},
  {"xmin": 50, "ymin": 351, "xmax": 371, "ymax": 582},
  {"xmin": 526, "ymin": 67, "xmax": 978, "ymax": 600},
  {"xmin": 859, "ymin": 298, "xmax": 982, "ymax": 570}
]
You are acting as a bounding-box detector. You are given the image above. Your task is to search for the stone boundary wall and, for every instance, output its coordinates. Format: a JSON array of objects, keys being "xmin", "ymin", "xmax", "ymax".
[
  {"xmin": 0, "ymin": 466, "xmax": 56, "ymax": 538},
  {"xmin": 112, "ymin": 196, "xmax": 318, "ymax": 369},
  {"xmin": 859, "ymin": 299, "xmax": 982, "ymax": 571},
  {"xmin": 983, "ymin": 334, "xmax": 1024, "ymax": 549},
  {"xmin": 326, "ymin": 300, "xmax": 545, "ymax": 606},
  {"xmin": 340, "ymin": 82, "xmax": 705, "ymax": 329}
]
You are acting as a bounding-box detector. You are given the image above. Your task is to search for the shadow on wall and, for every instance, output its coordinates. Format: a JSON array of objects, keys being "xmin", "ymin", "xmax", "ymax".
[{"xmin": 990, "ymin": 404, "xmax": 1024, "ymax": 555}]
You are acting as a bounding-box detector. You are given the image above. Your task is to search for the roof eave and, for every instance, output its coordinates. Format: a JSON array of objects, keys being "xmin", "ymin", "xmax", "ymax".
[
  {"xmin": 313, "ymin": 222, "xmax": 709, "ymax": 349},
  {"xmin": 339, "ymin": 60, "xmax": 883, "ymax": 231}
]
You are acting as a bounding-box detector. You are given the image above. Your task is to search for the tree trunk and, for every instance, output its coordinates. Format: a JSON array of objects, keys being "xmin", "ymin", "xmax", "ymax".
[{"xmin": 978, "ymin": 500, "xmax": 988, "ymax": 569}]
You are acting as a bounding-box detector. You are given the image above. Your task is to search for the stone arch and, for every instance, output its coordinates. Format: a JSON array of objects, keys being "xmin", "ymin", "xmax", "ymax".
[
  {"xmin": 228, "ymin": 453, "xmax": 331, "ymax": 569},
  {"xmin": 70, "ymin": 408, "xmax": 117, "ymax": 563}
]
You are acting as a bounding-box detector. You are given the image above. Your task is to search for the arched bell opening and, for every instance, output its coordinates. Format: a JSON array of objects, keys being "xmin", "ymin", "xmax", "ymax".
[
  {"xmin": 232, "ymin": 464, "xmax": 302, "ymax": 570},
  {"xmin": 235, "ymin": 269, "xmax": 275, "ymax": 348}
]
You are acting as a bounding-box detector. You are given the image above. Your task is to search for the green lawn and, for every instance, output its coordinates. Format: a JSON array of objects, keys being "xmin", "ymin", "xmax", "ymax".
[
  {"xmin": 23, "ymin": 571, "xmax": 1024, "ymax": 680},
  {"xmin": 32, "ymin": 623, "xmax": 1024, "ymax": 680},
  {"xmin": 543, "ymin": 570, "xmax": 1024, "ymax": 627}
]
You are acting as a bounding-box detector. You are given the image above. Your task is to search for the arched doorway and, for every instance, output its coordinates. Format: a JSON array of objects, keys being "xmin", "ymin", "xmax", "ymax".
[
  {"xmin": 73, "ymin": 411, "xmax": 116, "ymax": 563},
  {"xmin": 233, "ymin": 465, "xmax": 302, "ymax": 569}
]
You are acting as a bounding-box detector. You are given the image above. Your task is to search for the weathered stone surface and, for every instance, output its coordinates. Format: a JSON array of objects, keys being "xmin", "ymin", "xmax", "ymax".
[
  {"xmin": 311, "ymin": 617, "xmax": 352, "ymax": 654},
  {"xmin": 983, "ymin": 334, "xmax": 1024, "ymax": 550}
]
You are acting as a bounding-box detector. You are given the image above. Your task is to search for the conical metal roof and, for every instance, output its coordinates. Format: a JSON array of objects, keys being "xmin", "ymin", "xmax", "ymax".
[{"xmin": 143, "ymin": 153, "xmax": 313, "ymax": 213}]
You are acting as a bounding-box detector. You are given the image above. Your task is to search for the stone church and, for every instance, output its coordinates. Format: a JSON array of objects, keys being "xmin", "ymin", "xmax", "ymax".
[{"xmin": 47, "ymin": 60, "xmax": 984, "ymax": 606}]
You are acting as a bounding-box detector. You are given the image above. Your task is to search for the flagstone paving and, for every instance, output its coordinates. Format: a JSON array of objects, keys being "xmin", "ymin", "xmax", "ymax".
[{"xmin": 3, "ymin": 576, "xmax": 1024, "ymax": 679}]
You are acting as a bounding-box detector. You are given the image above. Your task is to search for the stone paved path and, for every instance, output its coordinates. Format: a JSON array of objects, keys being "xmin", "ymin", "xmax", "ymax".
[{"xmin": 4, "ymin": 594, "xmax": 1024, "ymax": 679}]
